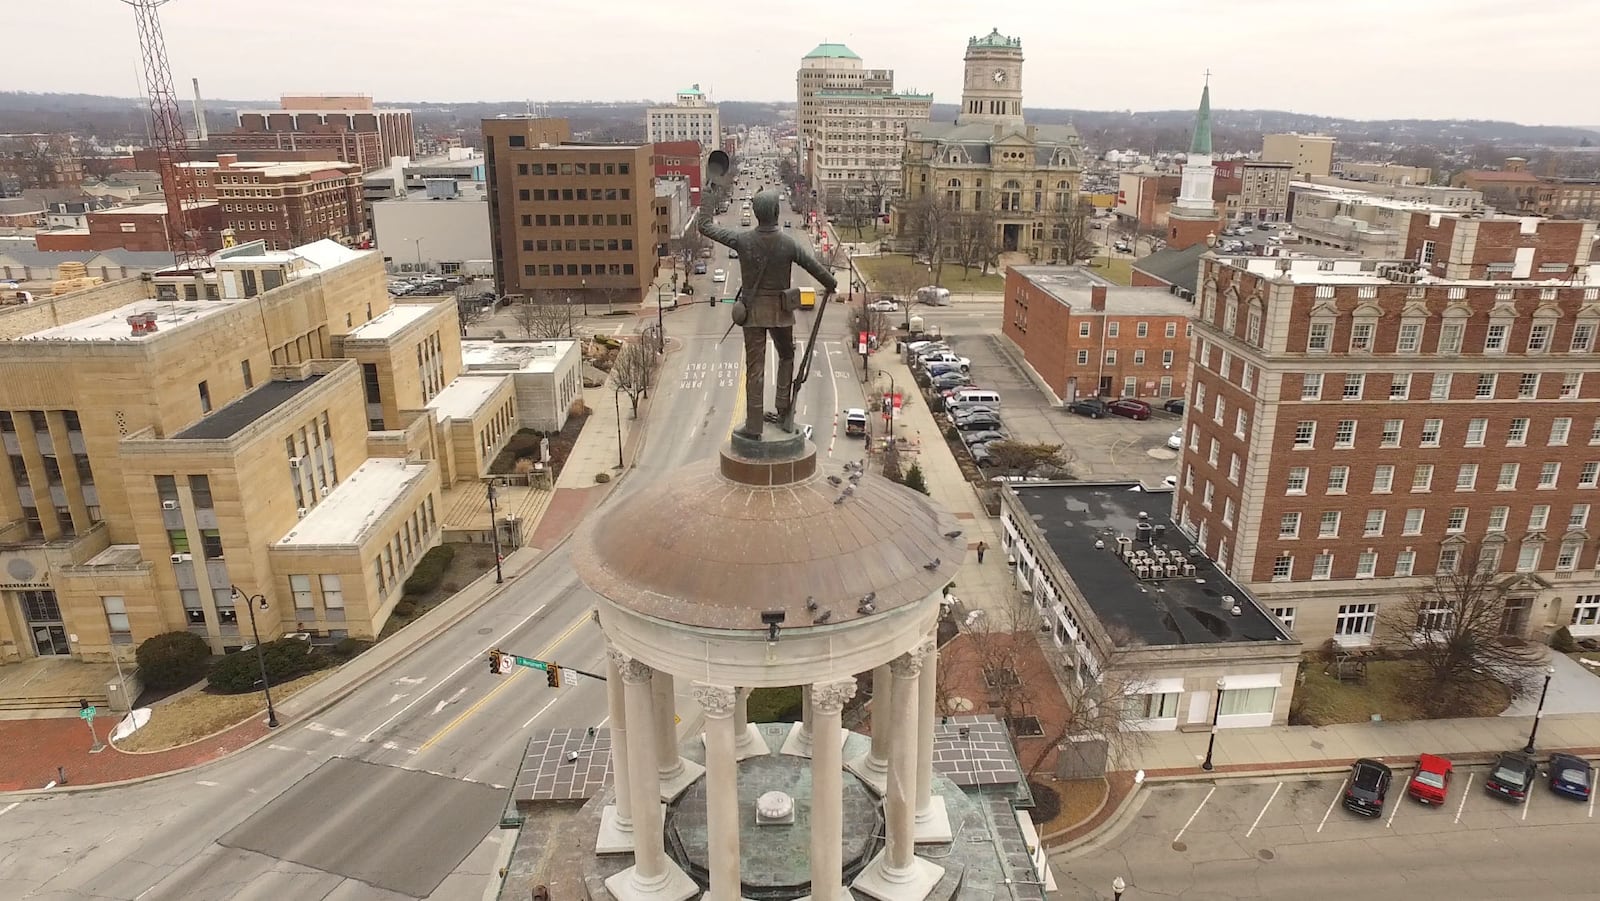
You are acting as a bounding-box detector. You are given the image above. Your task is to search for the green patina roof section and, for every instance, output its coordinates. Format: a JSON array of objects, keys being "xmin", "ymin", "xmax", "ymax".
[
  {"xmin": 1189, "ymin": 84, "xmax": 1212, "ymax": 156},
  {"xmin": 804, "ymin": 43, "xmax": 860, "ymax": 59},
  {"xmin": 968, "ymin": 28, "xmax": 1020, "ymax": 49}
]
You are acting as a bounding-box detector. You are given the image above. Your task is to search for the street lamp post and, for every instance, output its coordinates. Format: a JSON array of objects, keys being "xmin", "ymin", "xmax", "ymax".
[
  {"xmin": 486, "ymin": 483, "xmax": 504, "ymax": 585},
  {"xmin": 581, "ymin": 278, "xmax": 588, "ymax": 317},
  {"xmin": 1201, "ymin": 677, "xmax": 1225, "ymax": 771},
  {"xmin": 1522, "ymin": 664, "xmax": 1557, "ymax": 754},
  {"xmin": 230, "ymin": 586, "xmax": 279, "ymax": 729},
  {"xmin": 1112, "ymin": 876, "xmax": 1126, "ymax": 901},
  {"xmin": 412, "ymin": 238, "xmax": 423, "ymax": 271},
  {"xmin": 655, "ymin": 283, "xmax": 668, "ymax": 352}
]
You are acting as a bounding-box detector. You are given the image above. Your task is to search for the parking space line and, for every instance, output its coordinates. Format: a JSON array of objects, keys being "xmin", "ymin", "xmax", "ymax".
[
  {"xmin": 1173, "ymin": 786, "xmax": 1215, "ymax": 843},
  {"xmin": 1455, "ymin": 772, "xmax": 1474, "ymax": 823},
  {"xmin": 1245, "ymin": 781, "xmax": 1282, "ymax": 838},
  {"xmin": 1317, "ymin": 777, "xmax": 1347, "ymax": 833},
  {"xmin": 1522, "ymin": 784, "xmax": 1533, "ymax": 821},
  {"xmin": 1387, "ymin": 775, "xmax": 1411, "ymax": 828},
  {"xmin": 1590, "ymin": 783, "xmax": 1596, "ymax": 818}
]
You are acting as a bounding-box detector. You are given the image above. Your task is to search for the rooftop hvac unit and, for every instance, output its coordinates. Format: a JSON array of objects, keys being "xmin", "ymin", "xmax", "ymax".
[
  {"xmin": 1135, "ymin": 565, "xmax": 1150, "ymax": 580},
  {"xmin": 1182, "ymin": 563, "xmax": 1197, "ymax": 576},
  {"xmin": 1166, "ymin": 564, "xmax": 1181, "ymax": 578},
  {"xmin": 1116, "ymin": 536, "xmax": 1132, "ymax": 558},
  {"xmin": 289, "ymin": 457, "xmax": 302, "ymax": 469},
  {"xmin": 296, "ymin": 507, "xmax": 308, "ymax": 518},
  {"xmin": 1231, "ymin": 603, "xmax": 1244, "ymax": 616},
  {"xmin": 161, "ymin": 500, "xmax": 179, "ymax": 510},
  {"xmin": 1222, "ymin": 594, "xmax": 1237, "ymax": 608}
]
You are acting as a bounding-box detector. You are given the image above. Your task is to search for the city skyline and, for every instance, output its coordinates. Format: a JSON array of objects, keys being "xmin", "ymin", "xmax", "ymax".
[{"xmin": 7, "ymin": 0, "xmax": 1596, "ymax": 127}]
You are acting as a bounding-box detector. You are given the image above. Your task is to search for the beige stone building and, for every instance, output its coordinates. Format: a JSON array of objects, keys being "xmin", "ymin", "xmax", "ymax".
[
  {"xmin": 891, "ymin": 29, "xmax": 1085, "ymax": 260},
  {"xmin": 0, "ymin": 236, "xmax": 541, "ymax": 666},
  {"xmin": 1262, "ymin": 133, "xmax": 1335, "ymax": 180},
  {"xmin": 794, "ymin": 43, "xmax": 931, "ymax": 212}
]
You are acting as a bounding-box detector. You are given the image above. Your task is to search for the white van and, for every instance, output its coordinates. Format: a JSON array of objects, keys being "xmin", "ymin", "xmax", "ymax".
[
  {"xmin": 916, "ymin": 286, "xmax": 951, "ymax": 306},
  {"xmin": 948, "ymin": 389, "xmax": 1001, "ymax": 409}
]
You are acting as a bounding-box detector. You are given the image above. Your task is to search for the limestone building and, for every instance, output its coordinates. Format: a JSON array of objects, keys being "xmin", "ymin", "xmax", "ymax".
[
  {"xmin": 644, "ymin": 85, "xmax": 721, "ymax": 151},
  {"xmin": 794, "ymin": 43, "xmax": 931, "ymax": 213},
  {"xmin": 0, "ymin": 238, "xmax": 545, "ymax": 668},
  {"xmin": 891, "ymin": 29, "xmax": 1085, "ymax": 260}
]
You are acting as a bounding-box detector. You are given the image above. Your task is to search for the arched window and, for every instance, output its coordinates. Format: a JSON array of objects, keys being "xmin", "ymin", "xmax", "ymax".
[
  {"xmin": 945, "ymin": 178, "xmax": 963, "ymax": 210},
  {"xmin": 1001, "ymin": 179, "xmax": 1023, "ymax": 212}
]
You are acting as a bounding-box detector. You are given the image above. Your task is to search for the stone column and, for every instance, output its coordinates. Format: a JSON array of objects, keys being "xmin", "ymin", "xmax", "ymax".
[
  {"xmin": 618, "ymin": 659, "xmax": 667, "ymax": 888},
  {"xmin": 693, "ymin": 683, "xmax": 741, "ymax": 901},
  {"xmin": 653, "ymin": 669, "xmax": 680, "ymax": 778},
  {"xmin": 781, "ymin": 683, "xmax": 816, "ymax": 757},
  {"xmin": 846, "ymin": 664, "xmax": 892, "ymax": 794},
  {"xmin": 733, "ymin": 687, "xmax": 764, "ymax": 759},
  {"xmin": 596, "ymin": 647, "xmax": 634, "ymax": 853},
  {"xmin": 853, "ymin": 643, "xmax": 943, "ymax": 900},
  {"xmin": 809, "ymin": 678, "xmax": 857, "ymax": 900},
  {"xmin": 913, "ymin": 638, "xmax": 951, "ymax": 842}
]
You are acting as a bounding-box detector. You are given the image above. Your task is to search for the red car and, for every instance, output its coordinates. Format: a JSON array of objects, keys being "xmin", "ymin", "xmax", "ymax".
[
  {"xmin": 1407, "ymin": 753, "xmax": 1453, "ymax": 805},
  {"xmin": 1107, "ymin": 398, "xmax": 1153, "ymax": 420}
]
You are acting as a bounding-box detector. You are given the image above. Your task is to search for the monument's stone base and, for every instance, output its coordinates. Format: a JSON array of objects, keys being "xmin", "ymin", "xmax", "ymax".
[
  {"xmin": 721, "ymin": 433, "xmax": 816, "ymax": 485},
  {"xmin": 851, "ymin": 853, "xmax": 945, "ymax": 901}
]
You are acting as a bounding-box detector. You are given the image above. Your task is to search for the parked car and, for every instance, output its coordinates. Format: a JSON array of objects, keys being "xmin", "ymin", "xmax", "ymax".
[
  {"xmin": 930, "ymin": 373, "xmax": 973, "ymax": 391},
  {"xmin": 1407, "ymin": 754, "xmax": 1453, "ymax": 806},
  {"xmin": 729, "ymin": 249, "xmax": 739, "ymax": 259},
  {"xmin": 969, "ymin": 444, "xmax": 994, "ymax": 466},
  {"xmin": 1163, "ymin": 398, "xmax": 1185, "ymax": 414},
  {"xmin": 1113, "ymin": 241, "xmax": 1133, "ymax": 253},
  {"xmin": 1107, "ymin": 398, "xmax": 1153, "ymax": 420},
  {"xmin": 1067, "ymin": 397, "xmax": 1109, "ymax": 418},
  {"xmin": 918, "ymin": 352, "xmax": 971, "ymax": 372},
  {"xmin": 1166, "ymin": 430, "xmax": 1182, "ymax": 450},
  {"xmin": 868, "ymin": 298, "xmax": 900, "ymax": 313},
  {"xmin": 951, "ymin": 406, "xmax": 999, "ymax": 422},
  {"xmin": 956, "ymin": 414, "xmax": 1003, "ymax": 432},
  {"xmin": 1342, "ymin": 758, "xmax": 1393, "ymax": 817},
  {"xmin": 963, "ymin": 429, "xmax": 1008, "ymax": 446},
  {"xmin": 924, "ymin": 363, "xmax": 965, "ymax": 380},
  {"xmin": 693, "ymin": 261, "xmax": 708, "ymax": 275},
  {"xmin": 1548, "ymin": 752, "xmax": 1593, "ymax": 801},
  {"xmin": 712, "ymin": 269, "xmax": 727, "ymax": 283},
  {"xmin": 1485, "ymin": 751, "xmax": 1537, "ymax": 803}
]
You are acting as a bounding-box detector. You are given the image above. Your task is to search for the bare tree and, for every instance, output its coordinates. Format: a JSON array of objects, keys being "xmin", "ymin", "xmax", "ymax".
[
  {"xmin": 1380, "ymin": 553, "xmax": 1543, "ymax": 716},
  {"xmin": 454, "ymin": 286, "xmax": 488, "ymax": 334},
  {"xmin": 897, "ymin": 192, "xmax": 952, "ymax": 284},
  {"xmin": 952, "ymin": 207, "xmax": 998, "ymax": 275},
  {"xmin": 1047, "ymin": 197, "xmax": 1098, "ymax": 264},
  {"xmin": 1029, "ymin": 651, "xmax": 1153, "ymax": 779},
  {"xmin": 597, "ymin": 279, "xmax": 634, "ymax": 315},
  {"xmin": 510, "ymin": 293, "xmax": 574, "ymax": 340},
  {"xmin": 982, "ymin": 441, "xmax": 1071, "ymax": 479},
  {"xmin": 609, "ymin": 340, "xmax": 661, "ymax": 418}
]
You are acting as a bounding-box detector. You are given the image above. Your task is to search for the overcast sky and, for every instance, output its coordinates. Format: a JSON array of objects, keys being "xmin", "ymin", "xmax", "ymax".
[{"xmin": 12, "ymin": 0, "xmax": 1595, "ymax": 126}]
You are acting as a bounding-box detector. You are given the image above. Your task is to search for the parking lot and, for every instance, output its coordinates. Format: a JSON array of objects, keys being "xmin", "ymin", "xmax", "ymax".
[
  {"xmin": 1054, "ymin": 765, "xmax": 1599, "ymax": 901},
  {"xmin": 916, "ymin": 318, "xmax": 1182, "ymax": 487}
]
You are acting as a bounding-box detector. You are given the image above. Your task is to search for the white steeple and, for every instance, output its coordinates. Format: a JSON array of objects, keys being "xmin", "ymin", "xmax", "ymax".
[{"xmin": 1171, "ymin": 75, "xmax": 1217, "ymax": 221}]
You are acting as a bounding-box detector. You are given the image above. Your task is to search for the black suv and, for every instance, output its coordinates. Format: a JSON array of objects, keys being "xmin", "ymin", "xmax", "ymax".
[
  {"xmin": 1067, "ymin": 397, "xmax": 1108, "ymax": 419},
  {"xmin": 1343, "ymin": 758, "xmax": 1393, "ymax": 817},
  {"xmin": 1485, "ymin": 751, "xmax": 1537, "ymax": 803}
]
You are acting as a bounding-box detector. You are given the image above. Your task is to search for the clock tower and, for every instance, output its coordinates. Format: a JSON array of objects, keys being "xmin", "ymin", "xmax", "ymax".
[{"xmin": 957, "ymin": 28, "xmax": 1024, "ymax": 127}]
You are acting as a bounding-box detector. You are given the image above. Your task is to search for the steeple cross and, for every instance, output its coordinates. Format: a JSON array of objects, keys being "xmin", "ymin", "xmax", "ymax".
[{"xmin": 1204, "ymin": 69, "xmax": 1211, "ymax": 86}]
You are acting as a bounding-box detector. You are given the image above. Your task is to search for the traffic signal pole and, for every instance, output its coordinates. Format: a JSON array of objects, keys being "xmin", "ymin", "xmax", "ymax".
[{"xmin": 487, "ymin": 649, "xmax": 607, "ymax": 684}]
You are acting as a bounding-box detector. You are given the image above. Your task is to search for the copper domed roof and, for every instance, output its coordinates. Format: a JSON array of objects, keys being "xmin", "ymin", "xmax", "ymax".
[{"xmin": 572, "ymin": 455, "xmax": 963, "ymax": 631}]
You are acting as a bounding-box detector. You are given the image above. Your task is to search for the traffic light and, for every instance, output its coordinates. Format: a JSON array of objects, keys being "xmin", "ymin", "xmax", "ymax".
[
  {"xmin": 546, "ymin": 665, "xmax": 563, "ymax": 688},
  {"xmin": 488, "ymin": 650, "xmax": 505, "ymax": 675}
]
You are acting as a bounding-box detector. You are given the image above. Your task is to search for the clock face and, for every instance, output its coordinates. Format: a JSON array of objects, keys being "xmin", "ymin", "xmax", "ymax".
[{"xmin": 993, "ymin": 69, "xmax": 1007, "ymax": 84}]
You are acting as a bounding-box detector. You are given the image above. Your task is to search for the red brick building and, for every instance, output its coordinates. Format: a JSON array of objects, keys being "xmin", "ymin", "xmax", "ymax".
[
  {"xmin": 34, "ymin": 201, "xmax": 225, "ymax": 253},
  {"xmin": 222, "ymin": 95, "xmax": 413, "ymax": 172},
  {"xmin": 1176, "ymin": 216, "xmax": 1600, "ymax": 647},
  {"xmin": 209, "ymin": 159, "xmax": 365, "ymax": 251},
  {"xmin": 651, "ymin": 140, "xmax": 704, "ymax": 206},
  {"xmin": 1002, "ymin": 266, "xmax": 1194, "ymax": 403}
]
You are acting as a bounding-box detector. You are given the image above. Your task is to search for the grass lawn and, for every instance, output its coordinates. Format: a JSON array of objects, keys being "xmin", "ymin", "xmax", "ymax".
[
  {"xmin": 1082, "ymin": 256, "xmax": 1134, "ymax": 286},
  {"xmin": 835, "ymin": 222, "xmax": 889, "ymax": 245},
  {"xmin": 1290, "ymin": 657, "xmax": 1512, "ymax": 726},
  {"xmin": 118, "ymin": 669, "xmax": 334, "ymax": 751},
  {"xmin": 854, "ymin": 254, "xmax": 1006, "ymax": 294}
]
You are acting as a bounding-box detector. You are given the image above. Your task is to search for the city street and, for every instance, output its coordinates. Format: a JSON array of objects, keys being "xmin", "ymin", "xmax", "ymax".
[
  {"xmin": 0, "ymin": 204, "xmax": 870, "ymax": 900},
  {"xmin": 1054, "ymin": 770, "xmax": 1599, "ymax": 901}
]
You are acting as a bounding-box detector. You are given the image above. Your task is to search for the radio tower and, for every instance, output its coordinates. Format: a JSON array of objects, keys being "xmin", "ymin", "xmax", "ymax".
[{"xmin": 123, "ymin": 0, "xmax": 208, "ymax": 270}]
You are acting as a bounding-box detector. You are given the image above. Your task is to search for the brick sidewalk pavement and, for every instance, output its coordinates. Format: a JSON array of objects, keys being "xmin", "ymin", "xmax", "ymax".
[{"xmin": 0, "ymin": 715, "xmax": 270, "ymax": 792}]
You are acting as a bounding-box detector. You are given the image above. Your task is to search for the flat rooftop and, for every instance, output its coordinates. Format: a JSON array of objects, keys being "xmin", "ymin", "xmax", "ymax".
[
  {"xmin": 101, "ymin": 200, "xmax": 218, "ymax": 216},
  {"xmin": 426, "ymin": 376, "xmax": 506, "ymax": 423},
  {"xmin": 460, "ymin": 339, "xmax": 574, "ymax": 375},
  {"xmin": 347, "ymin": 302, "xmax": 438, "ymax": 340},
  {"xmin": 1216, "ymin": 255, "xmax": 1600, "ymax": 287},
  {"xmin": 21, "ymin": 296, "xmax": 241, "ymax": 343},
  {"xmin": 1011, "ymin": 267, "xmax": 1191, "ymax": 315},
  {"xmin": 174, "ymin": 375, "xmax": 325, "ymax": 440},
  {"xmin": 1010, "ymin": 482, "xmax": 1288, "ymax": 647},
  {"xmin": 277, "ymin": 458, "xmax": 430, "ymax": 547}
]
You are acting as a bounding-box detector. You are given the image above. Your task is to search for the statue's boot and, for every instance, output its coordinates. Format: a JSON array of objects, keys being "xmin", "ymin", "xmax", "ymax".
[
  {"xmin": 736, "ymin": 405, "xmax": 765, "ymax": 440},
  {"xmin": 774, "ymin": 352, "xmax": 796, "ymax": 432}
]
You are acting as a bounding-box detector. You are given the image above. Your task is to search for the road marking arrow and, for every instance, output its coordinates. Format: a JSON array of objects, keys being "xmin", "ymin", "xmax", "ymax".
[
  {"xmin": 388, "ymin": 693, "xmax": 408, "ymax": 706},
  {"xmin": 432, "ymin": 687, "xmax": 467, "ymax": 716},
  {"xmin": 393, "ymin": 676, "xmax": 426, "ymax": 686}
]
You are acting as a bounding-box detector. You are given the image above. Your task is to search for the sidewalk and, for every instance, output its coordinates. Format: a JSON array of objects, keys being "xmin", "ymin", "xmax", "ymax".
[{"xmin": 869, "ymin": 349, "xmax": 1017, "ymax": 618}]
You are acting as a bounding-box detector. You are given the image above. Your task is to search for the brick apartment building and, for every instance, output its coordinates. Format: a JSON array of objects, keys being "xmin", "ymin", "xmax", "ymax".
[
  {"xmin": 213, "ymin": 96, "xmax": 413, "ymax": 172},
  {"xmin": 651, "ymin": 139, "xmax": 704, "ymax": 207},
  {"xmin": 1175, "ymin": 213, "xmax": 1600, "ymax": 648},
  {"xmin": 482, "ymin": 117, "xmax": 657, "ymax": 302},
  {"xmin": 1002, "ymin": 267, "xmax": 1194, "ymax": 404},
  {"xmin": 208, "ymin": 158, "xmax": 366, "ymax": 250}
]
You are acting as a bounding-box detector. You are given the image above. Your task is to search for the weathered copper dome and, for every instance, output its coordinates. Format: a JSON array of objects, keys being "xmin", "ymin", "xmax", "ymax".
[{"xmin": 572, "ymin": 445, "xmax": 963, "ymax": 632}]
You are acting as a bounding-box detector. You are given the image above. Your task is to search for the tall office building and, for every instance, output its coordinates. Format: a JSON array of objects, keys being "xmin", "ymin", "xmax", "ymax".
[
  {"xmin": 795, "ymin": 43, "xmax": 930, "ymax": 211},
  {"xmin": 482, "ymin": 118, "xmax": 656, "ymax": 302},
  {"xmin": 645, "ymin": 85, "xmax": 721, "ymax": 150}
]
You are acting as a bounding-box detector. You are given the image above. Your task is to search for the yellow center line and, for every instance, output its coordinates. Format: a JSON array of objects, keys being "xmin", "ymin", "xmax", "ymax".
[{"xmin": 415, "ymin": 611, "xmax": 594, "ymax": 753}]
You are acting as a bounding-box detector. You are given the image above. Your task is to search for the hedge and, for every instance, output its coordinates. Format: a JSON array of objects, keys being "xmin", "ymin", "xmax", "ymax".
[
  {"xmin": 135, "ymin": 631, "xmax": 212, "ymax": 689},
  {"xmin": 403, "ymin": 544, "xmax": 457, "ymax": 596},
  {"xmin": 207, "ymin": 638, "xmax": 330, "ymax": 694}
]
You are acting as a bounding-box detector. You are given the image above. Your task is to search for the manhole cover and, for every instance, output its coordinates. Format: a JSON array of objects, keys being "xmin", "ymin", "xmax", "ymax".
[
  {"xmin": 477, "ymin": 628, "xmax": 494, "ymax": 635},
  {"xmin": 1257, "ymin": 849, "xmax": 1275, "ymax": 861},
  {"xmin": 1171, "ymin": 840, "xmax": 1187, "ymax": 852},
  {"xmin": 1145, "ymin": 447, "xmax": 1178, "ymax": 460}
]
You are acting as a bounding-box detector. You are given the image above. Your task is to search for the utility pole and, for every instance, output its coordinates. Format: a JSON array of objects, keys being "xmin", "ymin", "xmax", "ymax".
[{"xmin": 487, "ymin": 482, "xmax": 504, "ymax": 584}]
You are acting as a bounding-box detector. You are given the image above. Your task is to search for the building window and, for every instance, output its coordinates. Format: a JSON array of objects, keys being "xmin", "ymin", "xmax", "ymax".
[
  {"xmin": 1334, "ymin": 420, "xmax": 1356, "ymax": 448},
  {"xmin": 290, "ymin": 574, "xmax": 314, "ymax": 610},
  {"xmin": 1446, "ymin": 507, "xmax": 1468, "ymax": 533},
  {"xmin": 1279, "ymin": 512, "xmax": 1301, "ymax": 538},
  {"xmin": 1373, "ymin": 465, "xmax": 1394, "ymax": 493},
  {"xmin": 1528, "ymin": 323, "xmax": 1553, "ymax": 353},
  {"xmin": 1397, "ymin": 323, "xmax": 1422, "ymax": 352},
  {"xmin": 1389, "ymin": 373, "xmax": 1410, "ymax": 400},
  {"xmin": 1475, "ymin": 373, "xmax": 1497, "ymax": 399},
  {"xmin": 168, "ymin": 529, "xmax": 190, "ymax": 554},
  {"xmin": 1271, "ymin": 606, "xmax": 1296, "ymax": 630},
  {"xmin": 1349, "ymin": 323, "xmax": 1374, "ymax": 352},
  {"xmin": 1381, "ymin": 419, "xmax": 1403, "ymax": 447},
  {"xmin": 1519, "ymin": 373, "xmax": 1540, "ymax": 398},
  {"xmin": 1403, "ymin": 508, "xmax": 1425, "ymax": 535},
  {"xmin": 1562, "ymin": 372, "xmax": 1583, "ymax": 398},
  {"xmin": 1438, "ymin": 321, "xmax": 1463, "ymax": 354},
  {"xmin": 1571, "ymin": 323, "xmax": 1596, "ymax": 352},
  {"xmin": 198, "ymin": 381, "xmax": 212, "ymax": 414},
  {"xmin": 1328, "ymin": 466, "xmax": 1349, "ymax": 493},
  {"xmin": 1218, "ymin": 687, "xmax": 1276, "ymax": 717},
  {"xmin": 102, "ymin": 596, "xmax": 131, "ymax": 644},
  {"xmin": 1539, "ymin": 462, "xmax": 1561, "ymax": 489},
  {"xmin": 1457, "ymin": 464, "xmax": 1478, "ymax": 491},
  {"xmin": 1311, "ymin": 552, "xmax": 1334, "ymax": 580},
  {"xmin": 1077, "ymin": 350, "xmax": 1088, "ymax": 365},
  {"xmin": 321, "ymin": 574, "xmax": 344, "ymax": 609},
  {"xmin": 1517, "ymin": 542, "xmax": 1544, "ymax": 572},
  {"xmin": 1307, "ymin": 322, "xmax": 1331, "ymax": 352},
  {"xmin": 1294, "ymin": 421, "xmax": 1316, "ymax": 448},
  {"xmin": 1319, "ymin": 510, "xmax": 1341, "ymax": 538},
  {"xmin": 1356, "ymin": 551, "xmax": 1378, "ymax": 579},
  {"xmin": 189, "ymin": 475, "xmax": 213, "ymax": 509},
  {"xmin": 1530, "ymin": 505, "xmax": 1551, "ymax": 531},
  {"xmin": 1343, "ymin": 373, "xmax": 1364, "ymax": 399},
  {"xmin": 1336, "ymin": 603, "xmax": 1377, "ymax": 640},
  {"xmin": 1420, "ymin": 419, "xmax": 1442, "ymax": 447},
  {"xmin": 1485, "ymin": 324, "xmax": 1509, "ymax": 353},
  {"xmin": 1272, "ymin": 555, "xmax": 1293, "ymax": 581},
  {"xmin": 1580, "ymin": 462, "xmax": 1600, "ymax": 488},
  {"xmin": 1395, "ymin": 550, "xmax": 1416, "ymax": 576},
  {"xmin": 1364, "ymin": 509, "xmax": 1386, "ymax": 536},
  {"xmin": 1079, "ymin": 322, "xmax": 1091, "ymax": 338},
  {"xmin": 1301, "ymin": 372, "xmax": 1323, "ymax": 400},
  {"xmin": 1552, "ymin": 418, "xmax": 1573, "ymax": 446},
  {"xmin": 1412, "ymin": 464, "xmax": 1433, "ymax": 492},
  {"xmin": 1287, "ymin": 467, "xmax": 1308, "ymax": 494},
  {"xmin": 200, "ymin": 529, "xmax": 224, "ymax": 559},
  {"xmin": 1430, "ymin": 372, "xmax": 1452, "ymax": 401},
  {"xmin": 1464, "ymin": 418, "xmax": 1487, "ymax": 447},
  {"xmin": 1570, "ymin": 504, "xmax": 1590, "ymax": 530},
  {"xmin": 241, "ymin": 360, "xmax": 254, "ymax": 389}
]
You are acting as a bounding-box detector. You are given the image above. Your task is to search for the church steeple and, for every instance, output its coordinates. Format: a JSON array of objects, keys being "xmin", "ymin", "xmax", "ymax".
[
  {"xmin": 1167, "ymin": 75, "xmax": 1222, "ymax": 251},
  {"xmin": 1189, "ymin": 79, "xmax": 1212, "ymax": 156}
]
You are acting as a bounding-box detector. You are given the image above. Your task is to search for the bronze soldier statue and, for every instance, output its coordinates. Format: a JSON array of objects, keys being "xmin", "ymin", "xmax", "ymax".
[{"xmin": 698, "ymin": 188, "xmax": 837, "ymax": 440}]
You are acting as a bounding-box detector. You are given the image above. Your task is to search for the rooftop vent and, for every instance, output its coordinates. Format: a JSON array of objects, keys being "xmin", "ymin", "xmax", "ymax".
[{"xmin": 127, "ymin": 312, "xmax": 159, "ymax": 335}]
